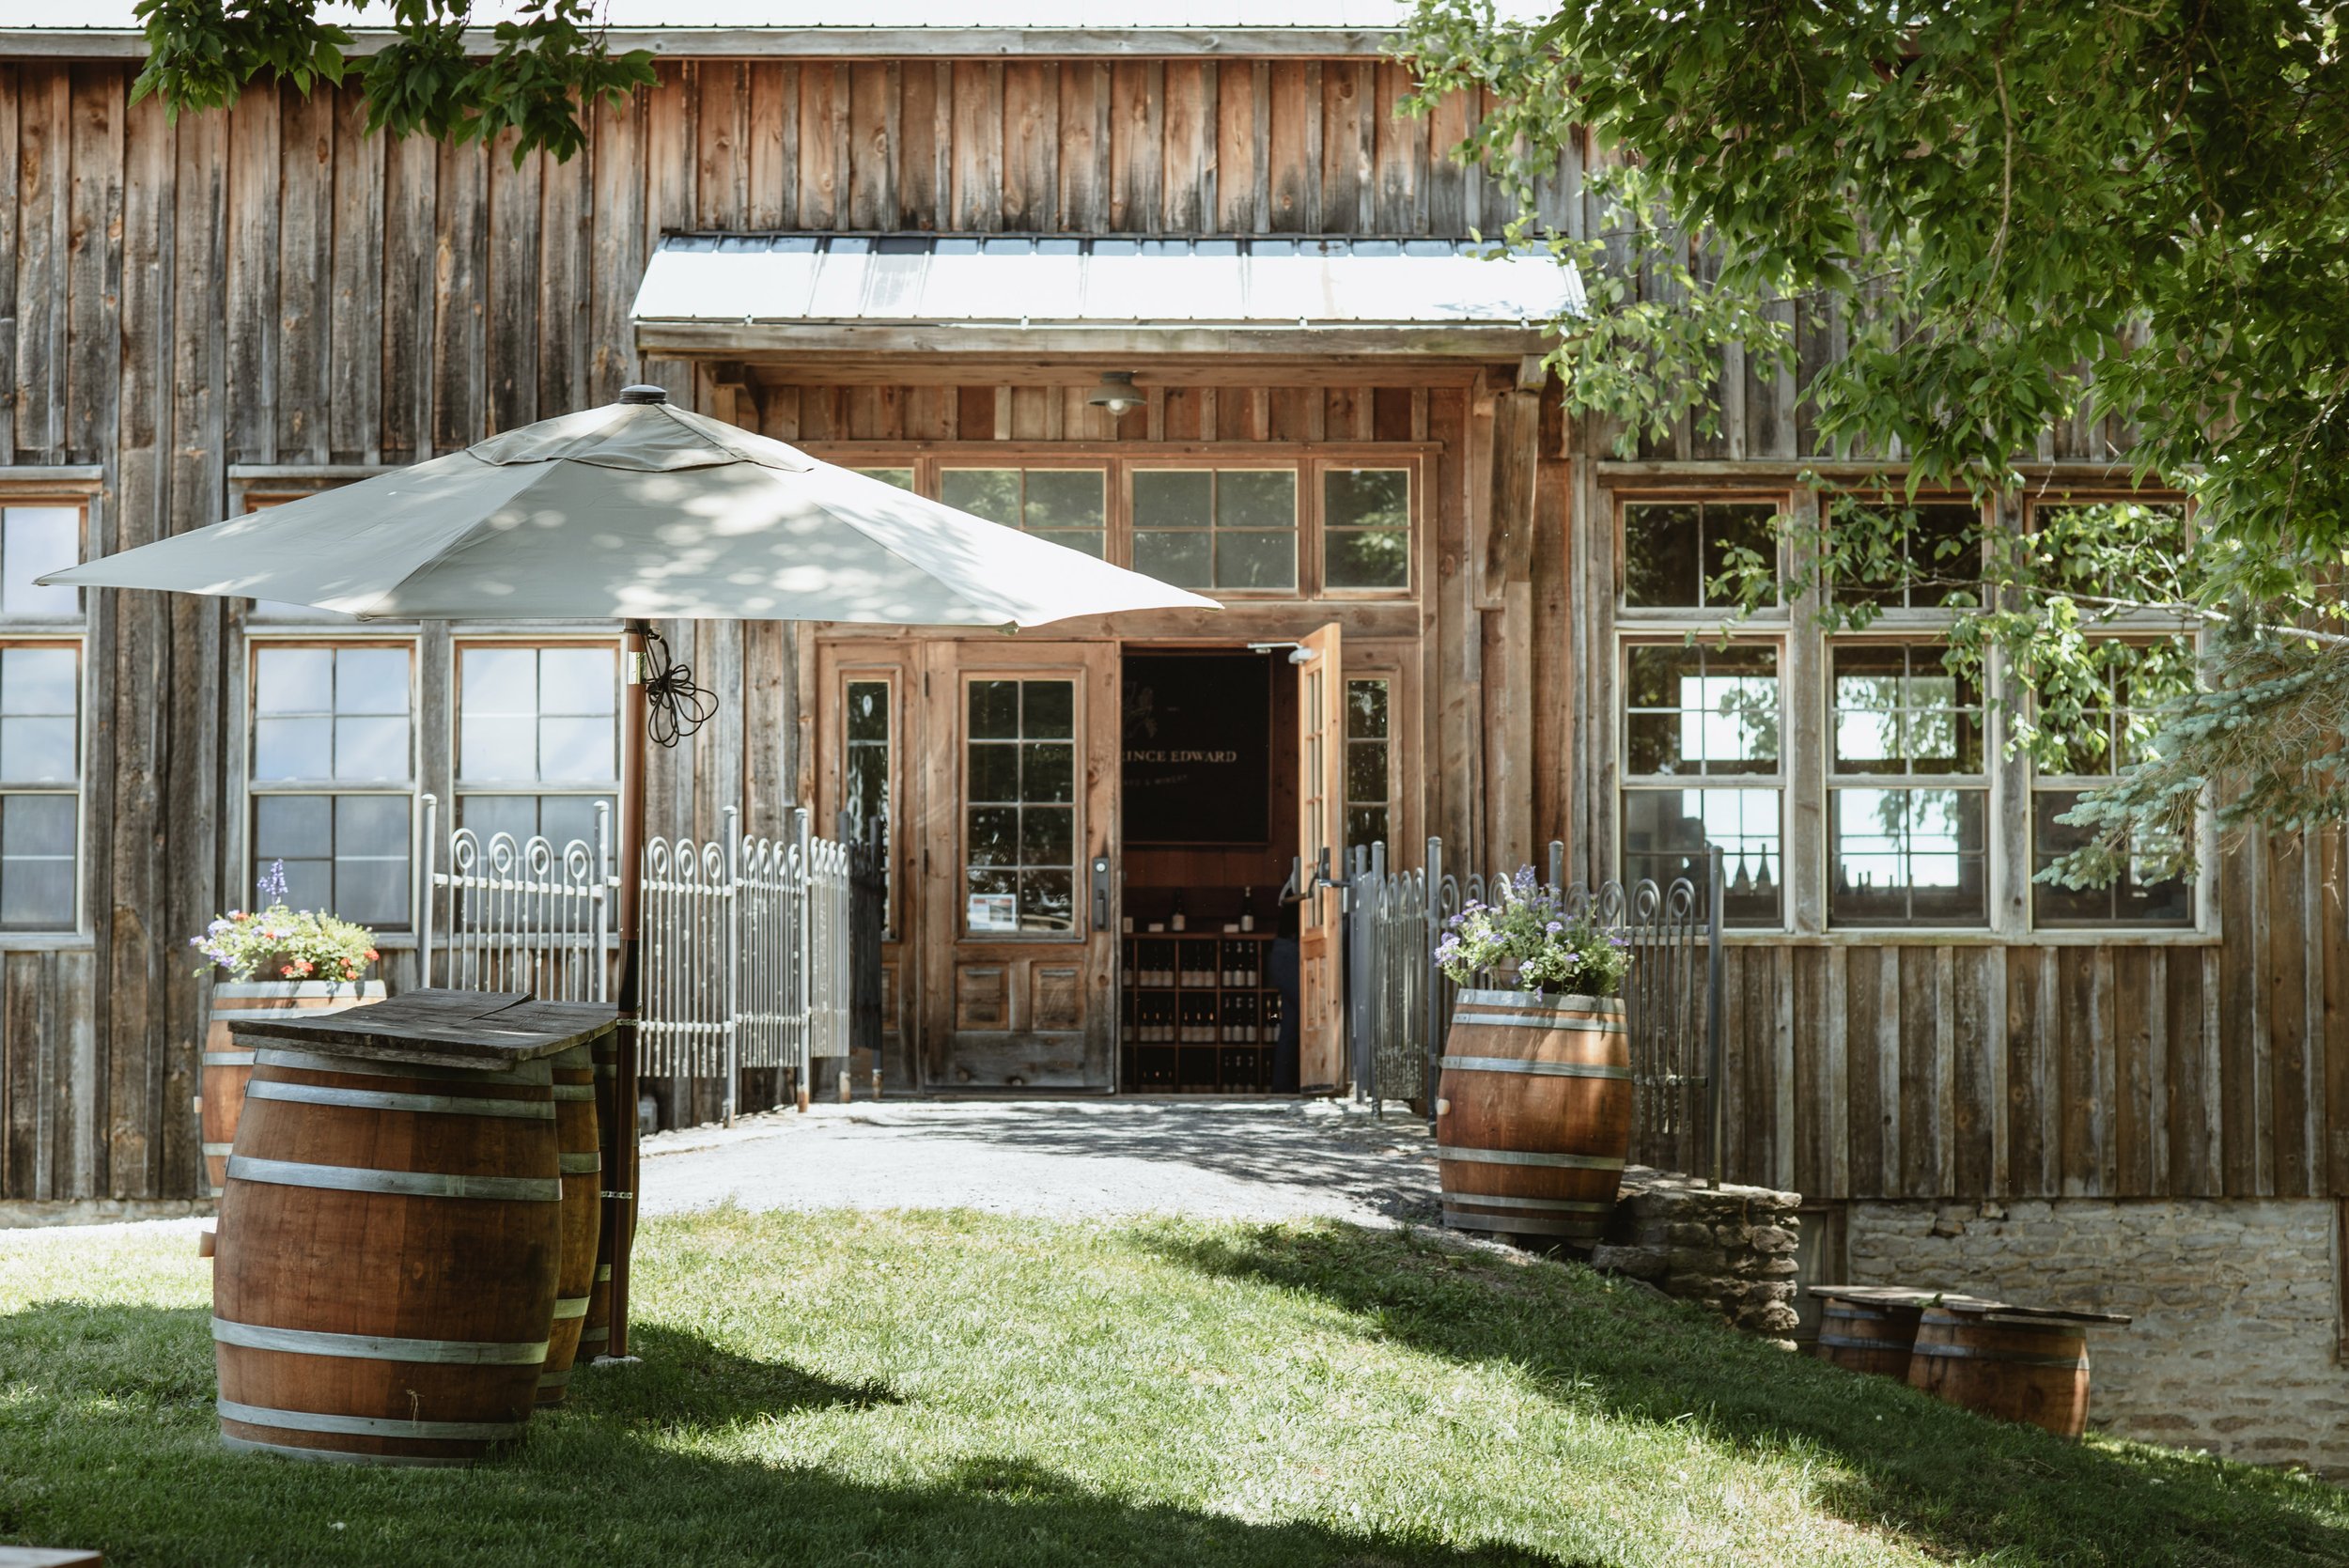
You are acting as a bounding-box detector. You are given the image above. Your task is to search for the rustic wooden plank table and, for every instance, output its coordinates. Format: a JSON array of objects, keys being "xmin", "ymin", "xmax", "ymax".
[{"xmin": 226, "ymin": 987, "xmax": 616, "ymax": 1070}]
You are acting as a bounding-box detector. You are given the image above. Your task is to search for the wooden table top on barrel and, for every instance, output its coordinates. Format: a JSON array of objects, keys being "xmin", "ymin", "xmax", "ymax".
[
  {"xmin": 1807, "ymin": 1284, "xmax": 2130, "ymax": 1326},
  {"xmin": 225, "ymin": 987, "xmax": 617, "ymax": 1071}
]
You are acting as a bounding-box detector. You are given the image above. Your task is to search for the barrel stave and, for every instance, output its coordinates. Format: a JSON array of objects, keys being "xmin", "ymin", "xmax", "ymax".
[
  {"xmin": 537, "ymin": 1043, "xmax": 602, "ymax": 1405},
  {"xmin": 1436, "ymin": 989, "xmax": 1631, "ymax": 1246},
  {"xmin": 1906, "ymin": 1307, "xmax": 2091, "ymax": 1439}
]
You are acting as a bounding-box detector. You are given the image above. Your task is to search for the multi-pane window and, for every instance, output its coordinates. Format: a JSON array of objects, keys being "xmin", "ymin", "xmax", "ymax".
[
  {"xmin": 0, "ymin": 503, "xmax": 83, "ymax": 931},
  {"xmin": 1132, "ymin": 469, "xmax": 1298, "ymax": 592},
  {"xmin": 844, "ymin": 676, "xmax": 894, "ymax": 934},
  {"xmin": 1623, "ymin": 500, "xmax": 1779, "ymax": 610},
  {"xmin": 456, "ymin": 643, "xmax": 619, "ymax": 851},
  {"xmin": 941, "ymin": 468, "xmax": 1107, "ymax": 558},
  {"xmin": 1835, "ymin": 500, "xmax": 1983, "ymax": 610},
  {"xmin": 1324, "ymin": 470, "xmax": 1410, "ymax": 591},
  {"xmin": 0, "ymin": 644, "xmax": 80, "ymax": 929},
  {"xmin": 964, "ymin": 678, "xmax": 1077, "ymax": 936},
  {"xmin": 2031, "ymin": 500, "xmax": 2189, "ymax": 600},
  {"xmin": 1620, "ymin": 644, "xmax": 1783, "ymax": 926},
  {"xmin": 249, "ymin": 644, "xmax": 414, "ymax": 928},
  {"xmin": 2031, "ymin": 649, "xmax": 2194, "ymax": 927},
  {"xmin": 1344, "ymin": 678, "xmax": 1392, "ymax": 852},
  {"xmin": 1829, "ymin": 644, "xmax": 1987, "ymax": 926}
]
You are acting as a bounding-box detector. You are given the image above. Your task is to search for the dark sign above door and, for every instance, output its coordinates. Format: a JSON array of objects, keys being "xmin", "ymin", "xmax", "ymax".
[{"xmin": 1122, "ymin": 653, "xmax": 1271, "ymax": 846}]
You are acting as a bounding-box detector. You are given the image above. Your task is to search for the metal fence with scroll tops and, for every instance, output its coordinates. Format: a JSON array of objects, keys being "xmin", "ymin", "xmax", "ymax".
[
  {"xmin": 1346, "ymin": 839, "xmax": 1725, "ymax": 1182},
  {"xmin": 418, "ymin": 794, "xmax": 613, "ymax": 1004}
]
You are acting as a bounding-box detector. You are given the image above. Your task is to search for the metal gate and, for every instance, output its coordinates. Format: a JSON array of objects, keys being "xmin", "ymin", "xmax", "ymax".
[{"xmin": 1345, "ymin": 839, "xmax": 1725, "ymax": 1182}]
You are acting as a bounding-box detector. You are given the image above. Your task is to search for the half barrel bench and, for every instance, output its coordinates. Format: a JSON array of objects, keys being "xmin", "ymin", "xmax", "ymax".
[
  {"xmin": 207, "ymin": 988, "xmax": 617, "ymax": 1465},
  {"xmin": 1810, "ymin": 1284, "xmax": 2131, "ymax": 1439}
]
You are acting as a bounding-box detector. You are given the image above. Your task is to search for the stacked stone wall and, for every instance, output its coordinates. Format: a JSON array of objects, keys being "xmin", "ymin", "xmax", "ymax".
[
  {"xmin": 1592, "ymin": 1167, "xmax": 1802, "ymax": 1342},
  {"xmin": 1845, "ymin": 1198, "xmax": 2346, "ymax": 1475}
]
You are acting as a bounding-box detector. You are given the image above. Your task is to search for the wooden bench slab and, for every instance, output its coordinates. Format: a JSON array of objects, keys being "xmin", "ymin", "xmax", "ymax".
[
  {"xmin": 1807, "ymin": 1283, "xmax": 2131, "ymax": 1326},
  {"xmin": 227, "ymin": 987, "xmax": 616, "ymax": 1070}
]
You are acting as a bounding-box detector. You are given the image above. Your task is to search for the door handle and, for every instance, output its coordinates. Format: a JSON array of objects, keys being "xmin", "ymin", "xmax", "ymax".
[{"xmin": 1091, "ymin": 856, "xmax": 1112, "ymax": 931}]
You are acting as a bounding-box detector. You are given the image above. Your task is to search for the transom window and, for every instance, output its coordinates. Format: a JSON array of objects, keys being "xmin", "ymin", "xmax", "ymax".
[
  {"xmin": 1623, "ymin": 500, "xmax": 1780, "ymax": 610},
  {"xmin": 456, "ymin": 643, "xmax": 620, "ymax": 851},
  {"xmin": 250, "ymin": 643, "xmax": 415, "ymax": 928},
  {"xmin": 1324, "ymin": 470, "xmax": 1411, "ymax": 591},
  {"xmin": 941, "ymin": 468, "xmax": 1108, "ymax": 559},
  {"xmin": 1833, "ymin": 499, "xmax": 1983, "ymax": 610},
  {"xmin": 1621, "ymin": 644, "xmax": 1782, "ymax": 926},
  {"xmin": 1, "ymin": 506, "xmax": 80, "ymax": 618},
  {"xmin": 964, "ymin": 677, "xmax": 1077, "ymax": 936},
  {"xmin": 1828, "ymin": 644, "xmax": 1987, "ymax": 927},
  {"xmin": 1132, "ymin": 468, "xmax": 1298, "ymax": 592}
]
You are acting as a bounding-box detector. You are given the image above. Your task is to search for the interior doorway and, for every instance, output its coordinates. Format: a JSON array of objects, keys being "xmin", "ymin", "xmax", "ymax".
[{"xmin": 1117, "ymin": 647, "xmax": 1300, "ymax": 1094}]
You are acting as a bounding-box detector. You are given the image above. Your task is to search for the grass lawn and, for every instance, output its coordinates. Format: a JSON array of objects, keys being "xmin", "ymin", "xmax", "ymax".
[{"xmin": 2, "ymin": 1209, "xmax": 2343, "ymax": 1567}]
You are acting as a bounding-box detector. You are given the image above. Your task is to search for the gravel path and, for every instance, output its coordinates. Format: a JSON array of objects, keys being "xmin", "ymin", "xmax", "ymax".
[{"xmin": 641, "ymin": 1097, "xmax": 1441, "ymax": 1227}]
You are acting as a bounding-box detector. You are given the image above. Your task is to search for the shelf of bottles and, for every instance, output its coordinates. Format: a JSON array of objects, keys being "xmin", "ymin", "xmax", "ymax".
[{"xmin": 1120, "ymin": 933, "xmax": 1283, "ymax": 1093}]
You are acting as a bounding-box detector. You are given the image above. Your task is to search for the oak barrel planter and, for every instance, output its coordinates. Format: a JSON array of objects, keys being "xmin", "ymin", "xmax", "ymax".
[
  {"xmin": 212, "ymin": 1048, "xmax": 562, "ymax": 1465},
  {"xmin": 1435, "ymin": 987, "xmax": 1631, "ymax": 1246},
  {"xmin": 536, "ymin": 1042, "xmax": 602, "ymax": 1405},
  {"xmin": 1906, "ymin": 1306, "xmax": 2092, "ymax": 1439},
  {"xmin": 1811, "ymin": 1288, "xmax": 1925, "ymax": 1378},
  {"xmin": 198, "ymin": 980, "xmax": 384, "ymax": 1197}
]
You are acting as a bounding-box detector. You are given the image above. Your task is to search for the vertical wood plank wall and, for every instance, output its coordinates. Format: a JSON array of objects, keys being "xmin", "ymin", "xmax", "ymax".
[{"xmin": 0, "ymin": 54, "xmax": 2335, "ymax": 1204}]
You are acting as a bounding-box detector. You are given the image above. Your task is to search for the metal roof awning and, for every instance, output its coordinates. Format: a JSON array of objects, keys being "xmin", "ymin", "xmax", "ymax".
[{"xmin": 630, "ymin": 234, "xmax": 1581, "ymax": 360}]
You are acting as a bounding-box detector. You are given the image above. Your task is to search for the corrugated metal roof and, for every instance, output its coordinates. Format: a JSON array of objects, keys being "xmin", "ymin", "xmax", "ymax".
[
  {"xmin": 632, "ymin": 234, "xmax": 1582, "ymax": 333},
  {"xmin": 0, "ymin": 1, "xmax": 1435, "ymax": 28}
]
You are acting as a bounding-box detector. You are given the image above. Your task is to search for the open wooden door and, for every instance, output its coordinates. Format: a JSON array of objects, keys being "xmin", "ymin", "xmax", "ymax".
[{"xmin": 1295, "ymin": 623, "xmax": 1346, "ymax": 1093}]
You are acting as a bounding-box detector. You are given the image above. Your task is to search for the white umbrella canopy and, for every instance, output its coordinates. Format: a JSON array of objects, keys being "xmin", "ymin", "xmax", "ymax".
[
  {"xmin": 41, "ymin": 387, "xmax": 1218, "ymax": 625},
  {"xmin": 49, "ymin": 384, "xmax": 1216, "ymax": 1364}
]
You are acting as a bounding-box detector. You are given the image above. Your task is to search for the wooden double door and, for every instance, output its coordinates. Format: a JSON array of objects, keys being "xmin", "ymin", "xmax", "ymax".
[{"xmin": 817, "ymin": 628, "xmax": 1347, "ymax": 1093}]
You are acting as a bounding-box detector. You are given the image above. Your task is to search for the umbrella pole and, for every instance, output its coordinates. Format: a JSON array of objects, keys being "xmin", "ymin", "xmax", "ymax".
[{"xmin": 610, "ymin": 616, "xmax": 651, "ymax": 1359}]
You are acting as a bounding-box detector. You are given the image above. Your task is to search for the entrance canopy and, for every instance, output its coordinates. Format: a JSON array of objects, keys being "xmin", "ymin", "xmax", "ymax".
[{"xmin": 631, "ymin": 234, "xmax": 1581, "ymax": 359}]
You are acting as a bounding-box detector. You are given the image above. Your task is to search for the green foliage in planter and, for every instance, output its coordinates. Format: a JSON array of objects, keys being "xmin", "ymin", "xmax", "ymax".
[
  {"xmin": 1437, "ymin": 866, "xmax": 1632, "ymax": 996},
  {"xmin": 190, "ymin": 861, "xmax": 381, "ymax": 984}
]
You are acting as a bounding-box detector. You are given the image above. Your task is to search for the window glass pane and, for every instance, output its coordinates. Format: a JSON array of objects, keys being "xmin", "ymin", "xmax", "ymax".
[
  {"xmin": 968, "ymin": 806, "xmax": 1018, "ymax": 866},
  {"xmin": 1034, "ymin": 529, "xmax": 1105, "ymax": 560},
  {"xmin": 1134, "ymin": 530, "xmax": 1210, "ymax": 588},
  {"xmin": 1829, "ymin": 786, "xmax": 1988, "ymax": 926},
  {"xmin": 1346, "ymin": 680, "xmax": 1389, "ymax": 739},
  {"xmin": 1622, "ymin": 788, "xmax": 1781, "ymax": 927},
  {"xmin": 1218, "ymin": 471, "xmax": 1295, "ymax": 532},
  {"xmin": 1325, "ymin": 469, "xmax": 1408, "ymax": 531},
  {"xmin": 1832, "ymin": 645, "xmax": 1981, "ymax": 774},
  {"xmin": 255, "ymin": 717, "xmax": 332, "ymax": 782},
  {"xmin": 1023, "ymin": 471, "xmax": 1106, "ymax": 535},
  {"xmin": 2, "ymin": 507, "xmax": 80, "ymax": 618},
  {"xmin": 968, "ymin": 743, "xmax": 1019, "ymax": 803},
  {"xmin": 1023, "ymin": 681, "xmax": 1073, "ymax": 739},
  {"xmin": 1133, "ymin": 471, "xmax": 1211, "ymax": 529},
  {"xmin": 1624, "ymin": 504, "xmax": 1702, "ymax": 607},
  {"xmin": 941, "ymin": 469, "xmax": 1021, "ymax": 526},
  {"xmin": 333, "ymin": 716, "xmax": 407, "ymax": 783},
  {"xmin": 0, "ymin": 794, "xmax": 73, "ymax": 929},
  {"xmin": 0, "ymin": 646, "xmax": 78, "ymax": 787},
  {"xmin": 963, "ymin": 678, "xmax": 1078, "ymax": 935},
  {"xmin": 1704, "ymin": 505, "xmax": 1778, "ymax": 605},
  {"xmin": 539, "ymin": 715, "xmax": 614, "ymax": 782},
  {"xmin": 1021, "ymin": 741, "xmax": 1074, "ymax": 802},
  {"xmin": 334, "ymin": 646, "xmax": 410, "ymax": 714},
  {"xmin": 2030, "ymin": 789, "xmax": 2193, "ymax": 928},
  {"xmin": 1216, "ymin": 530, "xmax": 1295, "ymax": 592},
  {"xmin": 459, "ymin": 716, "xmax": 536, "ymax": 784},
  {"xmin": 846, "ymin": 680, "xmax": 890, "ymax": 743},
  {"xmin": 1325, "ymin": 528, "xmax": 1409, "ymax": 590},
  {"xmin": 461, "ymin": 646, "xmax": 536, "ymax": 719},
  {"xmin": 255, "ymin": 647, "xmax": 333, "ymax": 714},
  {"xmin": 1019, "ymin": 871, "xmax": 1073, "ymax": 932},
  {"xmin": 1019, "ymin": 805, "xmax": 1074, "ymax": 866},
  {"xmin": 1, "ymin": 647, "xmax": 77, "ymax": 718},
  {"xmin": 537, "ymin": 795, "xmax": 612, "ymax": 850},
  {"xmin": 854, "ymin": 468, "xmax": 916, "ymax": 491},
  {"xmin": 255, "ymin": 794, "xmax": 334, "ymax": 861},
  {"xmin": 1625, "ymin": 644, "xmax": 1779, "ymax": 777},
  {"xmin": 1346, "ymin": 738, "xmax": 1388, "ymax": 805},
  {"xmin": 539, "ymin": 648, "xmax": 616, "ymax": 716},
  {"xmin": 969, "ymin": 679, "xmax": 1019, "ymax": 739},
  {"xmin": 457, "ymin": 793, "xmax": 537, "ymax": 846},
  {"xmin": 1346, "ymin": 805, "xmax": 1390, "ymax": 851}
]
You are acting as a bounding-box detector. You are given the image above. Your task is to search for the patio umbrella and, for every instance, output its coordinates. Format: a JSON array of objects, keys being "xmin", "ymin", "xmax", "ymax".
[{"xmin": 46, "ymin": 384, "xmax": 1217, "ymax": 1357}]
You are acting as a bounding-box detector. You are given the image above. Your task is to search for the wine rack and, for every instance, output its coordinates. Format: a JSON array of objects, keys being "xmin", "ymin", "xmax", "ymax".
[{"xmin": 1120, "ymin": 932, "xmax": 1283, "ymax": 1093}]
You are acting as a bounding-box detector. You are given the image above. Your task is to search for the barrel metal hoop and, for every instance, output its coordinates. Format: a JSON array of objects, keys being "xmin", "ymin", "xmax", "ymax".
[
  {"xmin": 537, "ymin": 1367, "xmax": 576, "ymax": 1389},
  {"xmin": 211, "ymin": 1316, "xmax": 550, "ymax": 1366},
  {"xmin": 1441, "ymin": 1210, "xmax": 1602, "ymax": 1236},
  {"xmin": 551, "ymin": 1296, "xmax": 590, "ymax": 1322},
  {"xmin": 577, "ymin": 1327, "xmax": 610, "ymax": 1345},
  {"xmin": 253, "ymin": 1048, "xmax": 552, "ymax": 1086},
  {"xmin": 201, "ymin": 1141, "xmax": 234, "ymax": 1157},
  {"xmin": 1452, "ymin": 1011, "xmax": 1628, "ymax": 1034},
  {"xmin": 244, "ymin": 1079, "xmax": 553, "ymax": 1121},
  {"xmin": 1439, "ymin": 1054, "xmax": 1630, "ymax": 1080},
  {"xmin": 1439, "ymin": 1193, "xmax": 1615, "ymax": 1213},
  {"xmin": 1435, "ymin": 1145, "xmax": 1626, "ymax": 1172},
  {"xmin": 552, "ymin": 1084, "xmax": 598, "ymax": 1102},
  {"xmin": 202, "ymin": 1050, "xmax": 257, "ymax": 1067},
  {"xmin": 218, "ymin": 1397, "xmax": 525, "ymax": 1440},
  {"xmin": 219, "ymin": 1435, "xmax": 475, "ymax": 1467},
  {"xmin": 1910, "ymin": 1343, "xmax": 2086, "ymax": 1370},
  {"xmin": 226, "ymin": 1156, "xmax": 561, "ymax": 1203},
  {"xmin": 1455, "ymin": 988, "xmax": 1626, "ymax": 1014},
  {"xmin": 559, "ymin": 1153, "xmax": 602, "ymax": 1174},
  {"xmin": 1816, "ymin": 1332, "xmax": 1911, "ymax": 1352}
]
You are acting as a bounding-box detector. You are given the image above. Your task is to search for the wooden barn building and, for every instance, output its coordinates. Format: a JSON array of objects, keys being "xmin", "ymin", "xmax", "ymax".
[{"xmin": 0, "ymin": 6, "xmax": 2339, "ymax": 1472}]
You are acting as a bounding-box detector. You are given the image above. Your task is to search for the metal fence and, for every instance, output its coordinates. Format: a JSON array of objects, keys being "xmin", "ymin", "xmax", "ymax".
[
  {"xmin": 1345, "ymin": 838, "xmax": 1725, "ymax": 1182},
  {"xmin": 419, "ymin": 798, "xmax": 870, "ymax": 1125}
]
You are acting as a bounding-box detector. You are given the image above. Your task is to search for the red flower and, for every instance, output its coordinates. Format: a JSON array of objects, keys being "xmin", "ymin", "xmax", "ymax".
[{"xmin": 364, "ymin": 948, "xmax": 381, "ymax": 963}]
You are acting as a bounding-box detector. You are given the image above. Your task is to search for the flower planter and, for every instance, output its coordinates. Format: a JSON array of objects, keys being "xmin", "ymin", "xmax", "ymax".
[
  {"xmin": 198, "ymin": 980, "xmax": 385, "ymax": 1198},
  {"xmin": 1434, "ymin": 986, "xmax": 1632, "ymax": 1247}
]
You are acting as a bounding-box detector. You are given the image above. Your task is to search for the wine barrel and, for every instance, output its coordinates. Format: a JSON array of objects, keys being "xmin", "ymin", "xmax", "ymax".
[
  {"xmin": 197, "ymin": 982, "xmax": 383, "ymax": 1197},
  {"xmin": 536, "ymin": 1043, "xmax": 601, "ymax": 1405},
  {"xmin": 1435, "ymin": 988, "xmax": 1631, "ymax": 1246},
  {"xmin": 212, "ymin": 1048, "xmax": 561, "ymax": 1465},
  {"xmin": 1814, "ymin": 1292, "xmax": 1924, "ymax": 1377},
  {"xmin": 1907, "ymin": 1306, "xmax": 2092, "ymax": 1438},
  {"xmin": 578, "ymin": 1029, "xmax": 622, "ymax": 1364}
]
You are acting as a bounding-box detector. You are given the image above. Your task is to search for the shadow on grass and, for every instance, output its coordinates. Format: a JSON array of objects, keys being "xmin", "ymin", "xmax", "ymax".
[
  {"xmin": 1139, "ymin": 1223, "xmax": 2349, "ymax": 1568},
  {"xmin": 0, "ymin": 1297, "xmax": 1581, "ymax": 1568}
]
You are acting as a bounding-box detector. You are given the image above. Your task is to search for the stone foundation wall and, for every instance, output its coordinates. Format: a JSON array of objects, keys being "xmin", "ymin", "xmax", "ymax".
[
  {"xmin": 1845, "ymin": 1198, "xmax": 2347, "ymax": 1476},
  {"xmin": 1593, "ymin": 1167, "xmax": 1802, "ymax": 1342}
]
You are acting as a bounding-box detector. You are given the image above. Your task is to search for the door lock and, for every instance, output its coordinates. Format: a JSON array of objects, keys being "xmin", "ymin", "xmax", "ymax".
[{"xmin": 1091, "ymin": 857, "xmax": 1112, "ymax": 931}]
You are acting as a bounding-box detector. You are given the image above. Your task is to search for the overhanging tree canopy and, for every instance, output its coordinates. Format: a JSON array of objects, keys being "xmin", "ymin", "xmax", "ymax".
[{"xmin": 1400, "ymin": 0, "xmax": 2349, "ymax": 882}]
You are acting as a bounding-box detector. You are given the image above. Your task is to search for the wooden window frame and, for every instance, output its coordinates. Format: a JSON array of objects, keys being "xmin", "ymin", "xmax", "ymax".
[
  {"xmin": 1619, "ymin": 635, "xmax": 1789, "ymax": 930},
  {"xmin": 933, "ymin": 462, "xmax": 1112, "ymax": 561},
  {"xmin": 1823, "ymin": 491, "xmax": 1991, "ymax": 622},
  {"xmin": 1616, "ymin": 492, "xmax": 1792, "ymax": 622},
  {"xmin": 835, "ymin": 665, "xmax": 900, "ymax": 939},
  {"xmin": 957, "ymin": 668, "xmax": 1086, "ymax": 944},
  {"xmin": 804, "ymin": 443, "xmax": 1431, "ymax": 606},
  {"xmin": 0, "ymin": 491, "xmax": 94, "ymax": 939},
  {"xmin": 1825, "ymin": 638, "xmax": 1994, "ymax": 931},
  {"xmin": 450, "ymin": 634, "xmax": 626, "ymax": 846}
]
